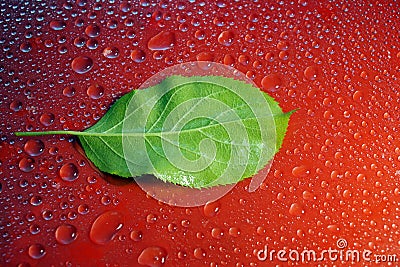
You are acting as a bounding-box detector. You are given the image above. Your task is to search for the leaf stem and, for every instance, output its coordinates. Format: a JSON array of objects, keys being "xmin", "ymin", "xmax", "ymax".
[{"xmin": 15, "ymin": 131, "xmax": 86, "ymax": 137}]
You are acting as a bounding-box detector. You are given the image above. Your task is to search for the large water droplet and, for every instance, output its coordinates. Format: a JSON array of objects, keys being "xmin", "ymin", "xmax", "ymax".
[
  {"xmin": 148, "ymin": 31, "xmax": 176, "ymax": 51},
  {"xmin": 71, "ymin": 56, "xmax": 94, "ymax": 74},
  {"xmin": 59, "ymin": 163, "xmax": 79, "ymax": 182},
  {"xmin": 55, "ymin": 224, "xmax": 78, "ymax": 245},
  {"xmin": 28, "ymin": 244, "xmax": 46, "ymax": 259},
  {"xmin": 218, "ymin": 30, "xmax": 235, "ymax": 46},
  {"xmin": 138, "ymin": 246, "xmax": 168, "ymax": 267},
  {"xmin": 89, "ymin": 210, "xmax": 124, "ymax": 245},
  {"xmin": 24, "ymin": 140, "xmax": 44, "ymax": 156}
]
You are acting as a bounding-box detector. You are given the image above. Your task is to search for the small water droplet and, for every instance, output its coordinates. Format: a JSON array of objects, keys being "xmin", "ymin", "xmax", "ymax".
[
  {"xmin": 20, "ymin": 42, "xmax": 32, "ymax": 53},
  {"xmin": 10, "ymin": 100, "xmax": 23, "ymax": 111},
  {"xmin": 59, "ymin": 163, "xmax": 79, "ymax": 182},
  {"xmin": 292, "ymin": 165, "xmax": 310, "ymax": 178},
  {"xmin": 167, "ymin": 223, "xmax": 177, "ymax": 233},
  {"xmin": 218, "ymin": 30, "xmax": 235, "ymax": 46},
  {"xmin": 77, "ymin": 204, "xmax": 89, "ymax": 215},
  {"xmin": 138, "ymin": 246, "xmax": 167, "ymax": 267},
  {"xmin": 30, "ymin": 196, "xmax": 42, "ymax": 206},
  {"xmin": 193, "ymin": 247, "xmax": 206, "ymax": 259},
  {"xmin": 87, "ymin": 84, "xmax": 104, "ymax": 99},
  {"xmin": 103, "ymin": 47, "xmax": 120, "ymax": 58},
  {"xmin": 289, "ymin": 203, "xmax": 304, "ymax": 216},
  {"xmin": 203, "ymin": 201, "xmax": 220, "ymax": 217},
  {"xmin": 24, "ymin": 140, "xmax": 44, "ymax": 156},
  {"xmin": 261, "ymin": 74, "xmax": 282, "ymax": 92},
  {"xmin": 19, "ymin": 157, "xmax": 35, "ymax": 172},
  {"xmin": 39, "ymin": 113, "xmax": 55, "ymax": 126},
  {"xmin": 228, "ymin": 227, "xmax": 241, "ymax": 237},
  {"xmin": 131, "ymin": 49, "xmax": 146, "ymax": 63},
  {"xmin": 352, "ymin": 90, "xmax": 364, "ymax": 102},
  {"xmin": 302, "ymin": 190, "xmax": 315, "ymax": 201},
  {"xmin": 130, "ymin": 230, "xmax": 143, "ymax": 241},
  {"xmin": 28, "ymin": 244, "xmax": 46, "ymax": 259},
  {"xmin": 85, "ymin": 24, "xmax": 100, "ymax": 37},
  {"xmin": 63, "ymin": 87, "xmax": 76, "ymax": 97},
  {"xmin": 30, "ymin": 224, "xmax": 40, "ymax": 235},
  {"xmin": 50, "ymin": 20, "xmax": 66, "ymax": 31},
  {"xmin": 71, "ymin": 56, "xmax": 94, "ymax": 74},
  {"xmin": 55, "ymin": 224, "xmax": 78, "ymax": 245},
  {"xmin": 90, "ymin": 210, "xmax": 124, "ymax": 245},
  {"xmin": 148, "ymin": 31, "xmax": 176, "ymax": 51},
  {"xmin": 211, "ymin": 227, "xmax": 223, "ymax": 239},
  {"xmin": 304, "ymin": 66, "xmax": 318, "ymax": 81}
]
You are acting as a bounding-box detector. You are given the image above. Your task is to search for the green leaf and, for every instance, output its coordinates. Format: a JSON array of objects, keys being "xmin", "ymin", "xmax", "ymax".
[{"xmin": 15, "ymin": 75, "xmax": 294, "ymax": 188}]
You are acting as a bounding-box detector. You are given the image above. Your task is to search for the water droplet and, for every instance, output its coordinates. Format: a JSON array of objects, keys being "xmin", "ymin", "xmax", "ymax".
[
  {"xmin": 20, "ymin": 42, "xmax": 32, "ymax": 53},
  {"xmin": 148, "ymin": 31, "xmax": 176, "ymax": 51},
  {"xmin": 130, "ymin": 49, "xmax": 146, "ymax": 63},
  {"xmin": 39, "ymin": 113, "xmax": 55, "ymax": 126},
  {"xmin": 304, "ymin": 66, "xmax": 318, "ymax": 81},
  {"xmin": 87, "ymin": 84, "xmax": 104, "ymax": 99},
  {"xmin": 193, "ymin": 247, "xmax": 206, "ymax": 259},
  {"xmin": 10, "ymin": 100, "xmax": 23, "ymax": 111},
  {"xmin": 19, "ymin": 157, "xmax": 35, "ymax": 172},
  {"xmin": 203, "ymin": 201, "xmax": 220, "ymax": 217},
  {"xmin": 30, "ymin": 224, "xmax": 40, "ymax": 235},
  {"xmin": 228, "ymin": 227, "xmax": 241, "ymax": 237},
  {"xmin": 90, "ymin": 210, "xmax": 124, "ymax": 245},
  {"xmin": 55, "ymin": 224, "xmax": 78, "ymax": 245},
  {"xmin": 42, "ymin": 210, "xmax": 53, "ymax": 221},
  {"xmin": 302, "ymin": 190, "xmax": 315, "ymax": 201},
  {"xmin": 30, "ymin": 196, "xmax": 42, "ymax": 206},
  {"xmin": 28, "ymin": 244, "xmax": 46, "ymax": 259},
  {"xmin": 59, "ymin": 163, "xmax": 79, "ymax": 182},
  {"xmin": 218, "ymin": 30, "xmax": 235, "ymax": 46},
  {"xmin": 71, "ymin": 56, "xmax": 94, "ymax": 74},
  {"xmin": 292, "ymin": 165, "xmax": 310, "ymax": 178},
  {"xmin": 63, "ymin": 87, "xmax": 76, "ymax": 97},
  {"xmin": 77, "ymin": 204, "xmax": 89, "ymax": 215},
  {"xmin": 103, "ymin": 47, "xmax": 120, "ymax": 58},
  {"xmin": 85, "ymin": 25, "xmax": 100, "ymax": 37},
  {"xmin": 50, "ymin": 20, "xmax": 66, "ymax": 31},
  {"xmin": 353, "ymin": 90, "xmax": 364, "ymax": 102},
  {"xmin": 289, "ymin": 203, "xmax": 304, "ymax": 216},
  {"xmin": 24, "ymin": 140, "xmax": 44, "ymax": 156},
  {"xmin": 146, "ymin": 213, "xmax": 157, "ymax": 223},
  {"xmin": 211, "ymin": 227, "xmax": 223, "ymax": 239},
  {"xmin": 167, "ymin": 223, "xmax": 177, "ymax": 233},
  {"xmin": 261, "ymin": 74, "xmax": 282, "ymax": 92},
  {"xmin": 130, "ymin": 230, "xmax": 143, "ymax": 241},
  {"xmin": 137, "ymin": 246, "xmax": 167, "ymax": 267}
]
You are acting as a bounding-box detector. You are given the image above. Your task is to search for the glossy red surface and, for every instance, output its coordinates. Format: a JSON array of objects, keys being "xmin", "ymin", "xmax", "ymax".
[{"xmin": 1, "ymin": 1, "xmax": 400, "ymax": 266}]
